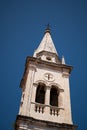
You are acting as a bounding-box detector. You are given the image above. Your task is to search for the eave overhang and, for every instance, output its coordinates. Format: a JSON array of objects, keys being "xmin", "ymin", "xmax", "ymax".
[{"xmin": 26, "ymin": 56, "xmax": 73, "ymax": 73}]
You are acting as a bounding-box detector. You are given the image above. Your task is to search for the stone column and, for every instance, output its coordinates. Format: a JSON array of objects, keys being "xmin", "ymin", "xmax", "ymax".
[
  {"xmin": 45, "ymin": 86, "xmax": 51, "ymax": 114},
  {"xmin": 32, "ymin": 83, "xmax": 37, "ymax": 102},
  {"xmin": 58, "ymin": 89, "xmax": 64, "ymax": 115}
]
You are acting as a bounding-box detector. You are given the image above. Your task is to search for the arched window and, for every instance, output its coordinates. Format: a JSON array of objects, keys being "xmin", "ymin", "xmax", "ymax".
[
  {"xmin": 35, "ymin": 83, "xmax": 45, "ymax": 104},
  {"xmin": 50, "ymin": 86, "xmax": 59, "ymax": 106}
]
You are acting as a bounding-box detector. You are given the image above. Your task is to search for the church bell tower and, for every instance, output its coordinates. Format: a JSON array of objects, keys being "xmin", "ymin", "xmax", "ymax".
[{"xmin": 15, "ymin": 26, "xmax": 77, "ymax": 130}]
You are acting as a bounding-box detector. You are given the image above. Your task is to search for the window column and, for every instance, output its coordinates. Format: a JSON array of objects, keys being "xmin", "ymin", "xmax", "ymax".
[
  {"xmin": 32, "ymin": 83, "xmax": 37, "ymax": 102},
  {"xmin": 58, "ymin": 89, "xmax": 64, "ymax": 115},
  {"xmin": 58, "ymin": 89, "xmax": 64, "ymax": 107},
  {"xmin": 45, "ymin": 86, "xmax": 51, "ymax": 113}
]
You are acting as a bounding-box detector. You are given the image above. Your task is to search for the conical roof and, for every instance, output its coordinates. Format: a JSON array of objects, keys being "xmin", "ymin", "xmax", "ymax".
[{"xmin": 34, "ymin": 27, "xmax": 58, "ymax": 56}]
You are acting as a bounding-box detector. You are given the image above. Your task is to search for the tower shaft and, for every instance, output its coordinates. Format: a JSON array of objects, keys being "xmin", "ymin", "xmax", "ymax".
[{"xmin": 15, "ymin": 27, "xmax": 77, "ymax": 130}]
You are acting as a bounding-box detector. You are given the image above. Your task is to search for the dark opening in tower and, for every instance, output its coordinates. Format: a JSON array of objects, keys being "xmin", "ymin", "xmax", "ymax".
[
  {"xmin": 35, "ymin": 83, "xmax": 45, "ymax": 104},
  {"xmin": 50, "ymin": 86, "xmax": 59, "ymax": 106}
]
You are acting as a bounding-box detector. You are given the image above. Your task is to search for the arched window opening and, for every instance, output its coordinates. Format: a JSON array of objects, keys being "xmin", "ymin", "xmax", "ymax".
[
  {"xmin": 35, "ymin": 83, "xmax": 45, "ymax": 104},
  {"xmin": 50, "ymin": 86, "xmax": 59, "ymax": 106}
]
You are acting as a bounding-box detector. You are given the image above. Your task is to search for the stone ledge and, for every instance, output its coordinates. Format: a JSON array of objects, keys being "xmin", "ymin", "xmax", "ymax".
[{"xmin": 15, "ymin": 115, "xmax": 77, "ymax": 130}]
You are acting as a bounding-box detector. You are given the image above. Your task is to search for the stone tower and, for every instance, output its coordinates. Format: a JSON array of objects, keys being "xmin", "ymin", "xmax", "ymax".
[{"xmin": 15, "ymin": 26, "xmax": 77, "ymax": 130}]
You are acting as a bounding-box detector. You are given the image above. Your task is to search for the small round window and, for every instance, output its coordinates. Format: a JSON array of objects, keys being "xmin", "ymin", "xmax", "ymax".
[{"xmin": 46, "ymin": 57, "xmax": 51, "ymax": 61}]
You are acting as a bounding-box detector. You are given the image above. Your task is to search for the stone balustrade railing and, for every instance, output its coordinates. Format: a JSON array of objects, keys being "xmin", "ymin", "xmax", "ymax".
[
  {"xmin": 35, "ymin": 103, "xmax": 45, "ymax": 113},
  {"xmin": 31, "ymin": 102, "xmax": 64, "ymax": 116},
  {"xmin": 50, "ymin": 106, "xmax": 59, "ymax": 116}
]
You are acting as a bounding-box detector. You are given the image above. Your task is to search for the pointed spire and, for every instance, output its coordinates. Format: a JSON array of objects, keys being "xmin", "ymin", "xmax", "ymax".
[
  {"xmin": 62, "ymin": 56, "xmax": 66, "ymax": 64},
  {"xmin": 34, "ymin": 25, "xmax": 58, "ymax": 57}
]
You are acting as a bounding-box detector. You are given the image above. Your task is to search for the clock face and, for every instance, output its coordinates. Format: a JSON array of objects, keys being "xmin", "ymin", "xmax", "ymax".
[{"xmin": 44, "ymin": 73, "xmax": 54, "ymax": 82}]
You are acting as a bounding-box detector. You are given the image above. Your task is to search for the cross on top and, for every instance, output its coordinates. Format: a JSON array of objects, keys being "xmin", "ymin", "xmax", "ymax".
[
  {"xmin": 45, "ymin": 23, "xmax": 51, "ymax": 34},
  {"xmin": 46, "ymin": 23, "xmax": 50, "ymax": 30}
]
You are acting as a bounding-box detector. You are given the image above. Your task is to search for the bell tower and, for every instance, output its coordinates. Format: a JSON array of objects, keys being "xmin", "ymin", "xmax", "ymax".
[{"xmin": 15, "ymin": 26, "xmax": 77, "ymax": 130}]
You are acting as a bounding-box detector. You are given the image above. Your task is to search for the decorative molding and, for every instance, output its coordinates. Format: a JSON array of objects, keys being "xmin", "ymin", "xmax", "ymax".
[
  {"xmin": 43, "ymin": 73, "xmax": 54, "ymax": 82},
  {"xmin": 62, "ymin": 72, "xmax": 69, "ymax": 78},
  {"xmin": 26, "ymin": 56, "xmax": 73, "ymax": 74},
  {"xmin": 49, "ymin": 82, "xmax": 63, "ymax": 90},
  {"xmin": 29, "ymin": 64, "xmax": 37, "ymax": 71},
  {"xmin": 34, "ymin": 80, "xmax": 47, "ymax": 86}
]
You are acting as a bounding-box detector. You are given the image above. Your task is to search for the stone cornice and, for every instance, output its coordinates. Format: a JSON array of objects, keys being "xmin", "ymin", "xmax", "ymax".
[{"xmin": 26, "ymin": 56, "xmax": 73, "ymax": 73}]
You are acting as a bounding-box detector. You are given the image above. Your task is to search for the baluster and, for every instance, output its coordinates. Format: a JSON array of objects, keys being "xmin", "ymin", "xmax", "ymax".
[
  {"xmin": 40, "ymin": 106, "xmax": 42, "ymax": 113},
  {"xmin": 55, "ymin": 109, "xmax": 57, "ymax": 116},
  {"xmin": 35, "ymin": 105, "xmax": 37, "ymax": 112},
  {"xmin": 37, "ymin": 105, "xmax": 39, "ymax": 112},
  {"xmin": 50, "ymin": 109, "xmax": 52, "ymax": 115},
  {"xmin": 39, "ymin": 106, "xmax": 40, "ymax": 113},
  {"xmin": 35, "ymin": 104, "xmax": 46, "ymax": 113},
  {"xmin": 57, "ymin": 110, "xmax": 58, "ymax": 116},
  {"xmin": 42, "ymin": 106, "xmax": 43, "ymax": 113},
  {"xmin": 54, "ymin": 109, "xmax": 55, "ymax": 115},
  {"xmin": 52, "ymin": 109, "xmax": 53, "ymax": 115}
]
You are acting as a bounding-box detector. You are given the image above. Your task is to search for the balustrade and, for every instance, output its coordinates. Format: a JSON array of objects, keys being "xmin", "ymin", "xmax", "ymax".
[
  {"xmin": 35, "ymin": 103, "xmax": 45, "ymax": 113},
  {"xmin": 31, "ymin": 101, "xmax": 63, "ymax": 116},
  {"xmin": 50, "ymin": 106, "xmax": 59, "ymax": 116}
]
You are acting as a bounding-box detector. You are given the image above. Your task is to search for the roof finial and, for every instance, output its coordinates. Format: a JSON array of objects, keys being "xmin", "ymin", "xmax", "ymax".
[
  {"xmin": 45, "ymin": 23, "xmax": 51, "ymax": 34},
  {"xmin": 62, "ymin": 56, "xmax": 66, "ymax": 64}
]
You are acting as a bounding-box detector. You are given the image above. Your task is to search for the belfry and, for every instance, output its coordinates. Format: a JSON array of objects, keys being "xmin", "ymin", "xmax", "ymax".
[{"xmin": 15, "ymin": 26, "xmax": 77, "ymax": 130}]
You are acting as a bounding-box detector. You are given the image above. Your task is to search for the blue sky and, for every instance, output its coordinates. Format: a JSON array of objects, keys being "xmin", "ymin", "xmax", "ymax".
[{"xmin": 0, "ymin": 0, "xmax": 87, "ymax": 130}]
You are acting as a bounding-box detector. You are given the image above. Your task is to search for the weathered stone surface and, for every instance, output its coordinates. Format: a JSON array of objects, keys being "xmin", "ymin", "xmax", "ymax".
[
  {"xmin": 15, "ymin": 29, "xmax": 77, "ymax": 130},
  {"xmin": 15, "ymin": 115, "xmax": 77, "ymax": 130}
]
